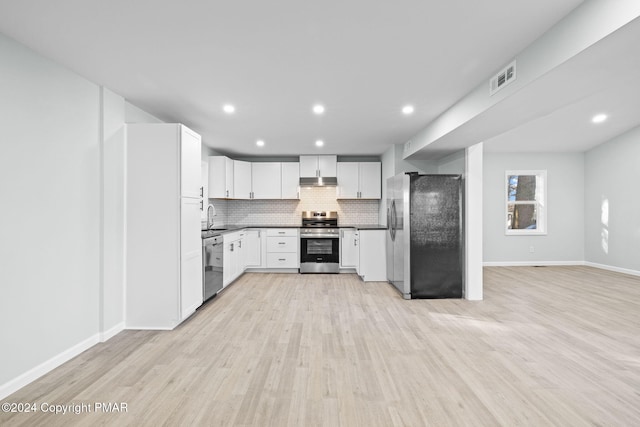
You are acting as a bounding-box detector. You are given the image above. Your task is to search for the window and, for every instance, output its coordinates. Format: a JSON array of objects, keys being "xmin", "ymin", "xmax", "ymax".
[{"xmin": 505, "ymin": 170, "xmax": 546, "ymax": 235}]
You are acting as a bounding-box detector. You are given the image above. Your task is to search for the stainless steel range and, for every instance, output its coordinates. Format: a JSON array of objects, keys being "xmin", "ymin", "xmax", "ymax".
[{"xmin": 300, "ymin": 211, "xmax": 340, "ymax": 273}]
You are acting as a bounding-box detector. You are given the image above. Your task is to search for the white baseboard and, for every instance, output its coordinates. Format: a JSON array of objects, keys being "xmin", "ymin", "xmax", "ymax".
[
  {"xmin": 0, "ymin": 333, "xmax": 100, "ymax": 401},
  {"xmin": 584, "ymin": 261, "xmax": 640, "ymax": 277},
  {"xmin": 483, "ymin": 261, "xmax": 585, "ymax": 267},
  {"xmin": 483, "ymin": 260, "xmax": 640, "ymax": 278},
  {"xmin": 100, "ymin": 322, "xmax": 125, "ymax": 342}
]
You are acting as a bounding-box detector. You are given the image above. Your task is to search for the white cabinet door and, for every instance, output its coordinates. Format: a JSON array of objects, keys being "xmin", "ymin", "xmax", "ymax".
[
  {"xmin": 340, "ymin": 228, "xmax": 359, "ymax": 268},
  {"xmin": 252, "ymin": 163, "xmax": 281, "ymax": 199},
  {"xmin": 358, "ymin": 230, "xmax": 386, "ymax": 281},
  {"xmin": 281, "ymin": 162, "xmax": 300, "ymax": 199},
  {"xmin": 180, "ymin": 126, "xmax": 202, "ymax": 199},
  {"xmin": 299, "ymin": 156, "xmax": 318, "ymax": 178},
  {"xmin": 200, "ymin": 160, "xmax": 209, "ymax": 220},
  {"xmin": 234, "ymin": 160, "xmax": 252, "ymax": 199},
  {"xmin": 337, "ymin": 162, "xmax": 359, "ymax": 199},
  {"xmin": 300, "ymin": 155, "xmax": 337, "ymax": 178},
  {"xmin": 209, "ymin": 156, "xmax": 234, "ymax": 198},
  {"xmin": 180, "ymin": 197, "xmax": 203, "ymax": 319},
  {"xmin": 359, "ymin": 162, "xmax": 381, "ymax": 199},
  {"xmin": 244, "ymin": 230, "xmax": 263, "ymax": 268},
  {"xmin": 223, "ymin": 239, "xmax": 234, "ymax": 287},
  {"xmin": 318, "ymin": 155, "xmax": 337, "ymax": 177}
]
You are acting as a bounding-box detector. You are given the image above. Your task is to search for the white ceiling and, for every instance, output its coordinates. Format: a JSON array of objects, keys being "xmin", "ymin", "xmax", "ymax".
[{"xmin": 1, "ymin": 0, "xmax": 612, "ymax": 158}]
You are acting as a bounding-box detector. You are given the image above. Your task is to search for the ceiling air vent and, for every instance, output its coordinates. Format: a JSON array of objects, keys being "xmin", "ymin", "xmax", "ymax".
[{"xmin": 489, "ymin": 60, "xmax": 516, "ymax": 96}]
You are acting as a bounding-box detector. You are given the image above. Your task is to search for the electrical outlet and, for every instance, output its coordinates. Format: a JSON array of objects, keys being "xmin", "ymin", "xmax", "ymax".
[{"xmin": 529, "ymin": 246, "xmax": 535, "ymax": 253}]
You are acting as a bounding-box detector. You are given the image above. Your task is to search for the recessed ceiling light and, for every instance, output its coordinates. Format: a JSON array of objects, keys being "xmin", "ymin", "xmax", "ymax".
[
  {"xmin": 315, "ymin": 140, "xmax": 324, "ymax": 147},
  {"xmin": 592, "ymin": 113, "xmax": 607, "ymax": 124},
  {"xmin": 256, "ymin": 140, "xmax": 265, "ymax": 147},
  {"xmin": 402, "ymin": 105, "xmax": 415, "ymax": 115},
  {"xmin": 313, "ymin": 104, "xmax": 325, "ymax": 115},
  {"xmin": 223, "ymin": 104, "xmax": 235, "ymax": 114}
]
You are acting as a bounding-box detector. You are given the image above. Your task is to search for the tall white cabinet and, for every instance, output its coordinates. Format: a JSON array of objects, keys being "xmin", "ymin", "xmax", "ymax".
[{"xmin": 126, "ymin": 123, "xmax": 203, "ymax": 330}]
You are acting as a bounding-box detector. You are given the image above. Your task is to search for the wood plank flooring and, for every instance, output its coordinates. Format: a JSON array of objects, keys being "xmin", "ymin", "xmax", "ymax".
[{"xmin": 2, "ymin": 266, "xmax": 640, "ymax": 426}]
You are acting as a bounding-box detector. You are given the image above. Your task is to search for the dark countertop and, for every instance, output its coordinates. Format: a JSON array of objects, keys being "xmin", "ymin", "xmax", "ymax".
[
  {"xmin": 201, "ymin": 224, "xmax": 301, "ymax": 238},
  {"xmin": 339, "ymin": 224, "xmax": 387, "ymax": 230},
  {"xmin": 202, "ymin": 223, "xmax": 387, "ymax": 238}
]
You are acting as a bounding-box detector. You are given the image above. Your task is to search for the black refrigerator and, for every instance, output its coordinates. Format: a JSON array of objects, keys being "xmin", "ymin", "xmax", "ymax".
[{"xmin": 386, "ymin": 173, "xmax": 463, "ymax": 299}]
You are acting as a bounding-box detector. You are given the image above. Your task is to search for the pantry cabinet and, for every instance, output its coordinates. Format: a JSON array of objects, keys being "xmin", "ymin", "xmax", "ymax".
[{"xmin": 125, "ymin": 123, "xmax": 203, "ymax": 330}]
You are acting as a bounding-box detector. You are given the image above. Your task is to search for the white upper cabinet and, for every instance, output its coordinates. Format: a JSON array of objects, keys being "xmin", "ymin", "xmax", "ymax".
[
  {"xmin": 180, "ymin": 126, "xmax": 202, "ymax": 199},
  {"xmin": 252, "ymin": 162, "xmax": 281, "ymax": 199},
  {"xmin": 300, "ymin": 155, "xmax": 337, "ymax": 177},
  {"xmin": 281, "ymin": 162, "xmax": 300, "ymax": 199},
  {"xmin": 208, "ymin": 156, "xmax": 234, "ymax": 198},
  {"xmin": 233, "ymin": 160, "xmax": 252, "ymax": 199},
  {"xmin": 337, "ymin": 162, "xmax": 381, "ymax": 199},
  {"xmin": 336, "ymin": 162, "xmax": 359, "ymax": 198},
  {"xmin": 358, "ymin": 162, "xmax": 381, "ymax": 199}
]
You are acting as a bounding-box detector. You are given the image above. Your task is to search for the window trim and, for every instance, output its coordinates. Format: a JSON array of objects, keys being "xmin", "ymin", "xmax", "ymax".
[{"xmin": 505, "ymin": 170, "xmax": 547, "ymax": 236}]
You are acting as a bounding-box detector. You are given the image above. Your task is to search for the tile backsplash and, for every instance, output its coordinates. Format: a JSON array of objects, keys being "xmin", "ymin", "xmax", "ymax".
[{"xmin": 206, "ymin": 186, "xmax": 380, "ymax": 227}]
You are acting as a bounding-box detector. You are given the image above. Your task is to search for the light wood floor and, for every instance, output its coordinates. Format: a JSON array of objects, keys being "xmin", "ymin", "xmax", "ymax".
[{"xmin": 2, "ymin": 266, "xmax": 640, "ymax": 426}]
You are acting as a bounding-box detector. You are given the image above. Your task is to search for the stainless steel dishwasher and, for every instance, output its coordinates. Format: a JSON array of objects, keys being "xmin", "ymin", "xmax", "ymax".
[{"xmin": 202, "ymin": 234, "xmax": 224, "ymax": 302}]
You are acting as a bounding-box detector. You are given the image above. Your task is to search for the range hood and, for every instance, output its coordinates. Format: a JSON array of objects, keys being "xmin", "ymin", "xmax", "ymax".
[{"xmin": 299, "ymin": 176, "xmax": 338, "ymax": 187}]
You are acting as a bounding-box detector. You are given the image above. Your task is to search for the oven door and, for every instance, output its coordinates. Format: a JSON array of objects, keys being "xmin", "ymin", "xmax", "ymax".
[{"xmin": 300, "ymin": 236, "xmax": 339, "ymax": 273}]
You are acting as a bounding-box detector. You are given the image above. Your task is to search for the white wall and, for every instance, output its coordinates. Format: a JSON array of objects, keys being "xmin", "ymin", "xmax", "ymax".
[
  {"xmin": 437, "ymin": 150, "xmax": 465, "ymax": 174},
  {"xmin": 0, "ymin": 33, "xmax": 102, "ymax": 389},
  {"xmin": 102, "ymin": 88, "xmax": 126, "ymax": 337},
  {"xmin": 584, "ymin": 125, "xmax": 640, "ymax": 274},
  {"xmin": 379, "ymin": 144, "xmax": 438, "ymax": 224},
  {"xmin": 124, "ymin": 101, "xmax": 162, "ymax": 124},
  {"xmin": 483, "ymin": 152, "xmax": 585, "ymax": 264}
]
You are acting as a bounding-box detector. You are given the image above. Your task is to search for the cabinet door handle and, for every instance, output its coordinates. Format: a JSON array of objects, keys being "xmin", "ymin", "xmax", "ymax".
[
  {"xmin": 230, "ymin": 243, "xmax": 234, "ymax": 252},
  {"xmin": 200, "ymin": 200, "xmax": 203, "ymax": 210},
  {"xmin": 226, "ymin": 190, "xmax": 229, "ymax": 198},
  {"xmin": 239, "ymin": 240, "xmax": 242, "ymax": 248},
  {"xmin": 279, "ymin": 258, "xmax": 286, "ymax": 261},
  {"xmin": 200, "ymin": 186, "xmax": 203, "ymax": 197}
]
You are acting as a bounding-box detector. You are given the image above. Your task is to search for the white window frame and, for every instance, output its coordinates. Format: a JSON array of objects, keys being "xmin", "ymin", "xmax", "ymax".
[{"xmin": 505, "ymin": 170, "xmax": 547, "ymax": 236}]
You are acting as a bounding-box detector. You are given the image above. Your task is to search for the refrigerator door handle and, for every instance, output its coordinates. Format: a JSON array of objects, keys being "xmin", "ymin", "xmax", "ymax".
[{"xmin": 390, "ymin": 200, "xmax": 397, "ymax": 241}]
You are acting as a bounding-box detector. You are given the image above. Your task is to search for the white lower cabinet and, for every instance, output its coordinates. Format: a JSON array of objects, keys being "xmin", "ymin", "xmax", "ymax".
[
  {"xmin": 358, "ymin": 230, "xmax": 387, "ymax": 281},
  {"xmin": 245, "ymin": 229, "xmax": 265, "ymax": 268},
  {"xmin": 223, "ymin": 230, "xmax": 246, "ymax": 287},
  {"xmin": 266, "ymin": 228, "xmax": 299, "ymax": 269},
  {"xmin": 340, "ymin": 228, "xmax": 359, "ymax": 269},
  {"xmin": 339, "ymin": 228, "xmax": 386, "ymax": 281}
]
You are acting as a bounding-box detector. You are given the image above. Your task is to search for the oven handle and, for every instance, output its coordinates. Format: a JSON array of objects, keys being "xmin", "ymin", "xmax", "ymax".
[{"xmin": 300, "ymin": 234, "xmax": 339, "ymax": 239}]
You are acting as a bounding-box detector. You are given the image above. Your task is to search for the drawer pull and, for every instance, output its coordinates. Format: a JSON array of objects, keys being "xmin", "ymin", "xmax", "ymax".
[
  {"xmin": 278, "ymin": 258, "xmax": 286, "ymax": 261},
  {"xmin": 278, "ymin": 242, "xmax": 286, "ymax": 245}
]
